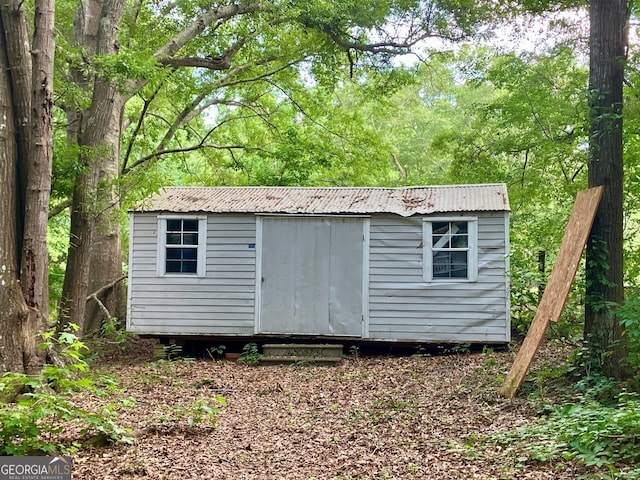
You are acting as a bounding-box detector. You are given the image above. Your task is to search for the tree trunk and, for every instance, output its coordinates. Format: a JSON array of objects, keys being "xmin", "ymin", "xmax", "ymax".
[
  {"xmin": 0, "ymin": 22, "xmax": 28, "ymax": 373},
  {"xmin": 84, "ymin": 100, "xmax": 126, "ymax": 336},
  {"xmin": 58, "ymin": 0, "xmax": 126, "ymax": 333},
  {"xmin": 585, "ymin": 0, "xmax": 629, "ymax": 379},
  {"xmin": 0, "ymin": 0, "xmax": 54, "ymax": 374}
]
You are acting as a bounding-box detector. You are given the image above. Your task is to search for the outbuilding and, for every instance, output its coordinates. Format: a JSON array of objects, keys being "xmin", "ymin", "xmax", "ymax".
[{"xmin": 127, "ymin": 184, "xmax": 510, "ymax": 344}]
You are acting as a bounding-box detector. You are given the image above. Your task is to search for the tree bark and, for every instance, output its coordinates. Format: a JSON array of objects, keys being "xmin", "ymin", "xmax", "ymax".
[
  {"xmin": 585, "ymin": 0, "xmax": 629, "ymax": 379},
  {"xmin": 58, "ymin": 0, "xmax": 126, "ymax": 334},
  {"xmin": 0, "ymin": 0, "xmax": 54, "ymax": 375},
  {"xmin": 0, "ymin": 19, "xmax": 27, "ymax": 373},
  {"xmin": 84, "ymin": 100, "xmax": 126, "ymax": 335}
]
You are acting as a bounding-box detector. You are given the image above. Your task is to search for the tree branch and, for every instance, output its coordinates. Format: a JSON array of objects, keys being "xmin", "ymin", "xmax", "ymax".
[
  {"xmin": 158, "ymin": 55, "xmax": 232, "ymax": 70},
  {"xmin": 154, "ymin": 3, "xmax": 263, "ymax": 59},
  {"xmin": 158, "ymin": 30, "xmax": 258, "ymax": 71},
  {"xmin": 123, "ymin": 144, "xmax": 260, "ymax": 173},
  {"xmin": 86, "ymin": 274, "xmax": 127, "ymax": 301},
  {"xmin": 121, "ymin": 88, "xmax": 161, "ymax": 174},
  {"xmin": 320, "ymin": 25, "xmax": 463, "ymax": 56},
  {"xmin": 49, "ymin": 198, "xmax": 72, "ymax": 219}
]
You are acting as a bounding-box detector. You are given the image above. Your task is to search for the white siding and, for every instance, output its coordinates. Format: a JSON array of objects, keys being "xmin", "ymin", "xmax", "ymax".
[
  {"xmin": 367, "ymin": 213, "xmax": 510, "ymax": 343},
  {"xmin": 127, "ymin": 213, "xmax": 256, "ymax": 335},
  {"xmin": 127, "ymin": 210, "xmax": 509, "ymax": 343}
]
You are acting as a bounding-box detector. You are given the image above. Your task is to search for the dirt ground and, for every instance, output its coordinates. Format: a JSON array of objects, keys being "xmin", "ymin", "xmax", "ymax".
[{"xmin": 71, "ymin": 338, "xmax": 594, "ymax": 479}]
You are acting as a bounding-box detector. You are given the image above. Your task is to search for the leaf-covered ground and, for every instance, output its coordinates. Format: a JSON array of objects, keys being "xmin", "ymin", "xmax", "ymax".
[{"xmin": 73, "ymin": 339, "xmax": 593, "ymax": 479}]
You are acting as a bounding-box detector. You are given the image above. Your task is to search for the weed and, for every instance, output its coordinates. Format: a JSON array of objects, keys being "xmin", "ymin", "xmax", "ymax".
[
  {"xmin": 616, "ymin": 295, "xmax": 640, "ymax": 371},
  {"xmin": 475, "ymin": 388, "xmax": 640, "ymax": 476},
  {"xmin": 238, "ymin": 343, "xmax": 262, "ymax": 365},
  {"xmin": 163, "ymin": 344, "xmax": 183, "ymax": 360},
  {"xmin": 412, "ymin": 344, "xmax": 430, "ymax": 358},
  {"xmin": 158, "ymin": 396, "xmax": 226, "ymax": 427},
  {"xmin": 207, "ymin": 344, "xmax": 226, "ymax": 360},
  {"xmin": 439, "ymin": 343, "xmax": 471, "ymax": 355},
  {"xmin": 100, "ymin": 317, "xmax": 130, "ymax": 343}
]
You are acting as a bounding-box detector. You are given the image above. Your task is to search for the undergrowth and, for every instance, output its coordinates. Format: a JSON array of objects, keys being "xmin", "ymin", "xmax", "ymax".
[
  {"xmin": 0, "ymin": 326, "xmax": 133, "ymax": 455},
  {"xmin": 471, "ymin": 293, "xmax": 640, "ymax": 479},
  {"xmin": 481, "ymin": 387, "xmax": 640, "ymax": 478}
]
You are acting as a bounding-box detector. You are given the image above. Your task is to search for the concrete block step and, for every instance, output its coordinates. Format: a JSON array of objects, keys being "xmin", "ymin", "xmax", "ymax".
[
  {"xmin": 259, "ymin": 355, "xmax": 342, "ymax": 366},
  {"xmin": 262, "ymin": 343, "xmax": 344, "ymax": 359}
]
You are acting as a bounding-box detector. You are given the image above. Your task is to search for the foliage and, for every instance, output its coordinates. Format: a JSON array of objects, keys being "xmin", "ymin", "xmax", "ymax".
[
  {"xmin": 480, "ymin": 389, "xmax": 640, "ymax": 477},
  {"xmin": 615, "ymin": 294, "xmax": 640, "ymax": 373},
  {"xmin": 207, "ymin": 344, "xmax": 226, "ymax": 360},
  {"xmin": 47, "ymin": 213, "xmax": 70, "ymax": 315},
  {"xmin": 0, "ymin": 328, "xmax": 132, "ymax": 455},
  {"xmin": 238, "ymin": 343, "xmax": 263, "ymax": 365},
  {"xmin": 158, "ymin": 396, "xmax": 226, "ymax": 428},
  {"xmin": 100, "ymin": 317, "xmax": 130, "ymax": 343}
]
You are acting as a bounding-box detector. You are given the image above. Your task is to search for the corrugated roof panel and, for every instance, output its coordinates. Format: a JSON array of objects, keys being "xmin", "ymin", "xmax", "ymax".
[{"xmin": 132, "ymin": 184, "xmax": 510, "ymax": 216}]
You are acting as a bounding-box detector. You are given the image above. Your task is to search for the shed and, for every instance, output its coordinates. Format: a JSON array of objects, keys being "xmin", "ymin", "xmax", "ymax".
[{"xmin": 126, "ymin": 184, "xmax": 511, "ymax": 344}]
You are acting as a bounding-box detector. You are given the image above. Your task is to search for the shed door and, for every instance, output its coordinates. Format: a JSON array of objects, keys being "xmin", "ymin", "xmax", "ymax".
[{"xmin": 258, "ymin": 217, "xmax": 364, "ymax": 336}]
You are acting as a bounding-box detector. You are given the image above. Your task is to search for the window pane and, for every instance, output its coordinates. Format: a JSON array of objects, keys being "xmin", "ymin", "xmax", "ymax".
[
  {"xmin": 182, "ymin": 220, "xmax": 198, "ymax": 232},
  {"xmin": 166, "ymin": 260, "xmax": 181, "ymax": 273},
  {"xmin": 432, "ymin": 251, "xmax": 468, "ymax": 279},
  {"xmin": 182, "ymin": 233, "xmax": 198, "ymax": 245},
  {"xmin": 167, "ymin": 219, "xmax": 181, "ymax": 231},
  {"xmin": 450, "ymin": 265, "xmax": 468, "ymax": 278},
  {"xmin": 165, "ymin": 246, "xmax": 198, "ymax": 275},
  {"xmin": 432, "ymin": 222, "xmax": 449, "ymax": 234},
  {"xmin": 166, "ymin": 233, "xmax": 181, "ymax": 244},
  {"xmin": 450, "ymin": 251, "xmax": 468, "ymax": 278},
  {"xmin": 432, "ymin": 234, "xmax": 449, "ymax": 248},
  {"xmin": 182, "ymin": 248, "xmax": 197, "ymax": 260},
  {"xmin": 450, "ymin": 251, "xmax": 466, "ymax": 263},
  {"xmin": 451, "ymin": 234, "xmax": 468, "ymax": 248},
  {"xmin": 433, "ymin": 252, "xmax": 451, "ymax": 278},
  {"xmin": 452, "ymin": 221, "xmax": 468, "ymax": 234},
  {"xmin": 182, "ymin": 261, "xmax": 197, "ymax": 273},
  {"xmin": 428, "ymin": 220, "xmax": 471, "ymax": 280}
]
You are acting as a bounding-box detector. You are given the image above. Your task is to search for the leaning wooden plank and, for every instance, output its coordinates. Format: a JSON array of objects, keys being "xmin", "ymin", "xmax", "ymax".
[{"xmin": 499, "ymin": 186, "xmax": 604, "ymax": 399}]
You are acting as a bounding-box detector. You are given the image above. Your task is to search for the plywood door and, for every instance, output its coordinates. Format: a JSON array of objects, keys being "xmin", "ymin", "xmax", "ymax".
[{"xmin": 259, "ymin": 217, "xmax": 363, "ymax": 336}]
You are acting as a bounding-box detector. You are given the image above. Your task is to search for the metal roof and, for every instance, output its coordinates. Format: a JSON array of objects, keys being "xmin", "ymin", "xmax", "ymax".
[{"xmin": 133, "ymin": 184, "xmax": 510, "ymax": 217}]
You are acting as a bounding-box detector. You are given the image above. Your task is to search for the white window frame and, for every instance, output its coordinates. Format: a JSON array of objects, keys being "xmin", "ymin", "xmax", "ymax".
[
  {"xmin": 422, "ymin": 217, "xmax": 478, "ymax": 282},
  {"xmin": 156, "ymin": 215, "xmax": 207, "ymax": 277}
]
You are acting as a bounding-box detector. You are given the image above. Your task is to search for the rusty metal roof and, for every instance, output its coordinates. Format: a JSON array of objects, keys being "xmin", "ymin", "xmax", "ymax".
[{"xmin": 133, "ymin": 184, "xmax": 510, "ymax": 217}]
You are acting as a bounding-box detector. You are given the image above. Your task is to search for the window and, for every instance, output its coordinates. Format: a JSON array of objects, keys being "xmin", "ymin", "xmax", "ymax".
[
  {"xmin": 157, "ymin": 216, "xmax": 206, "ymax": 276},
  {"xmin": 423, "ymin": 218, "xmax": 477, "ymax": 282}
]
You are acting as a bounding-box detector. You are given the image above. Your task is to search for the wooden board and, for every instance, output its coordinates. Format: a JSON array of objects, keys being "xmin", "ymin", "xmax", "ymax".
[{"xmin": 499, "ymin": 186, "xmax": 604, "ymax": 399}]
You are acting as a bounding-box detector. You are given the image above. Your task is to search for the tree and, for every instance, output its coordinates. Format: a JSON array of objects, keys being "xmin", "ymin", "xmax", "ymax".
[
  {"xmin": 584, "ymin": 0, "xmax": 630, "ymax": 378},
  {"xmin": 0, "ymin": 0, "xmax": 55, "ymax": 374}
]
